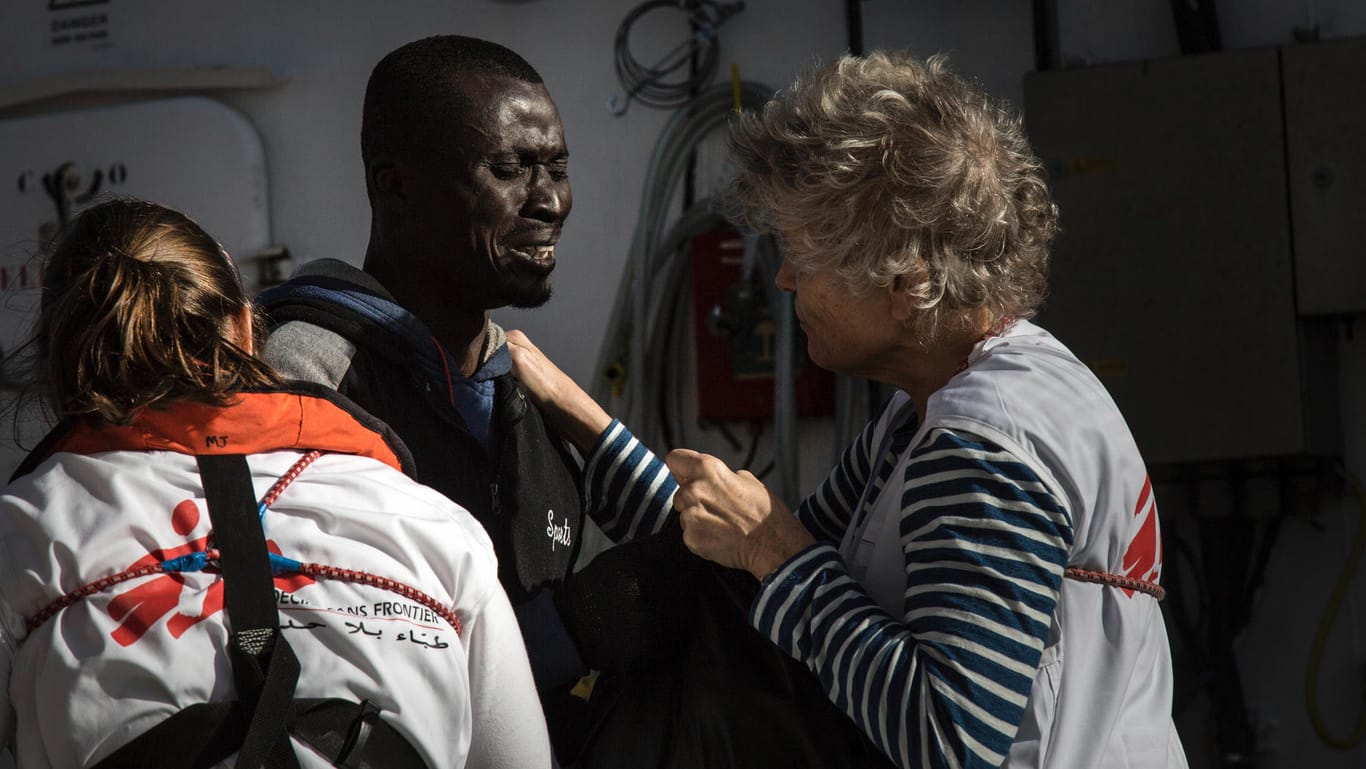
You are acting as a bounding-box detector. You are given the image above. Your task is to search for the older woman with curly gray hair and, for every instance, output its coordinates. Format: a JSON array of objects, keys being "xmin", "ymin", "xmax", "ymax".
[
  {"xmin": 730, "ymin": 52, "xmax": 1054, "ymax": 346},
  {"xmin": 509, "ymin": 51, "xmax": 1187, "ymax": 769}
]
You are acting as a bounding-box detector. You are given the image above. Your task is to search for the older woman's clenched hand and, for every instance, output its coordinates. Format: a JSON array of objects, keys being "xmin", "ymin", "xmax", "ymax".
[{"xmin": 665, "ymin": 448, "xmax": 817, "ymax": 581}]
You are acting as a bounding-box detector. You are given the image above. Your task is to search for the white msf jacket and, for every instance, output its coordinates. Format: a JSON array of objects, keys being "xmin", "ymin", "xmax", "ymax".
[
  {"xmin": 0, "ymin": 387, "xmax": 551, "ymax": 769},
  {"xmin": 850, "ymin": 321, "xmax": 1187, "ymax": 769}
]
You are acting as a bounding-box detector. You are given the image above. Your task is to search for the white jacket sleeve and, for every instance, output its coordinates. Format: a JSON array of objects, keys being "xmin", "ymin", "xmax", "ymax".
[{"xmin": 461, "ymin": 585, "xmax": 553, "ymax": 769}]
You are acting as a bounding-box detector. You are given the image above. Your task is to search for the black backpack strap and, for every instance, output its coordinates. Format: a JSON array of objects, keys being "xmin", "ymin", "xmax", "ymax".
[
  {"xmin": 93, "ymin": 702, "xmax": 248, "ymax": 769},
  {"xmin": 94, "ymin": 698, "xmax": 429, "ymax": 769},
  {"xmin": 198, "ymin": 453, "xmax": 302, "ymax": 769},
  {"xmin": 91, "ymin": 454, "xmax": 298, "ymax": 769},
  {"xmin": 292, "ymin": 699, "xmax": 429, "ymax": 768}
]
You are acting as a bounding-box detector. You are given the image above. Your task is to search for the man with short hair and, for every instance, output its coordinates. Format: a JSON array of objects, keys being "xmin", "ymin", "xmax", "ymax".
[{"xmin": 259, "ymin": 35, "xmax": 591, "ymax": 760}]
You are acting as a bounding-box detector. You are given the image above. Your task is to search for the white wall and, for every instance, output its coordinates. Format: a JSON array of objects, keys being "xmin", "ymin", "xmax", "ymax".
[{"xmin": 1, "ymin": 2, "xmax": 1364, "ymax": 768}]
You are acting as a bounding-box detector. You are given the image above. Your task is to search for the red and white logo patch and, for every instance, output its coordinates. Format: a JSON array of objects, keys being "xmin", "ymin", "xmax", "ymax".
[
  {"xmin": 1119, "ymin": 476, "xmax": 1162, "ymax": 597},
  {"xmin": 106, "ymin": 498, "xmax": 314, "ymax": 646}
]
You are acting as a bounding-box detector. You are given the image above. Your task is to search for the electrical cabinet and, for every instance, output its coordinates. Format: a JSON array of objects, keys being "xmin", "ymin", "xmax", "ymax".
[
  {"xmin": 1283, "ymin": 37, "xmax": 1366, "ymax": 315},
  {"xmin": 690, "ymin": 229, "xmax": 833, "ymax": 422},
  {"xmin": 1024, "ymin": 44, "xmax": 1346, "ymax": 465}
]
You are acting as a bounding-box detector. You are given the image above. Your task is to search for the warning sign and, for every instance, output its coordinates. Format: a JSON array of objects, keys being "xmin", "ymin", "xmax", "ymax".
[{"xmin": 47, "ymin": 0, "xmax": 111, "ymax": 50}]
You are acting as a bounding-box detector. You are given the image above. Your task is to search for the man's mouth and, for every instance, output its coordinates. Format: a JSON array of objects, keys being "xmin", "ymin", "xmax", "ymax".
[{"xmin": 508, "ymin": 244, "xmax": 556, "ymax": 264}]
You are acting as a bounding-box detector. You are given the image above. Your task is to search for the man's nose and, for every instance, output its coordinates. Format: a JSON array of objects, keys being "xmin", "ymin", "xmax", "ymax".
[{"xmin": 524, "ymin": 167, "xmax": 572, "ymax": 222}]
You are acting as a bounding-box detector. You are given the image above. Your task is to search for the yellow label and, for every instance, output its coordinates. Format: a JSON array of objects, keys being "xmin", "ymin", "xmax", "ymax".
[{"xmin": 570, "ymin": 671, "xmax": 599, "ymax": 701}]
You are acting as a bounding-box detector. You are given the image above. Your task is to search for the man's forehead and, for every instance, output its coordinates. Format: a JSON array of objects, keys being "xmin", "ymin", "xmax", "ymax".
[
  {"xmin": 432, "ymin": 72, "xmax": 563, "ymax": 146},
  {"xmin": 440, "ymin": 72, "xmax": 554, "ymax": 116}
]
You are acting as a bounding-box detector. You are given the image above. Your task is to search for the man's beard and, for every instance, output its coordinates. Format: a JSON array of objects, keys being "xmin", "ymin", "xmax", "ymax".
[{"xmin": 506, "ymin": 281, "xmax": 552, "ymax": 309}]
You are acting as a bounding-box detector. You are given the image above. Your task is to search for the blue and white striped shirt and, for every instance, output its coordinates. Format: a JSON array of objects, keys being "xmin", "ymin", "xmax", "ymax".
[{"xmin": 583, "ymin": 413, "xmax": 1072, "ymax": 769}]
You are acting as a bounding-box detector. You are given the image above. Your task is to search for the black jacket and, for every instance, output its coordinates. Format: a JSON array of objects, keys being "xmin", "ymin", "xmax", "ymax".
[{"xmin": 259, "ymin": 272, "xmax": 583, "ymax": 603}]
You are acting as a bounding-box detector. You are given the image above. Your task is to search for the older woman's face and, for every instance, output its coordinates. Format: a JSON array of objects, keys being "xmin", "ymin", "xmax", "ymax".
[{"xmin": 775, "ymin": 258, "xmax": 900, "ymax": 378}]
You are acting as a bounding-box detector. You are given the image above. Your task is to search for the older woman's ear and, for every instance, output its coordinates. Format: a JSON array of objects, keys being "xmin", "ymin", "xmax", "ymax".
[{"xmin": 887, "ymin": 273, "xmax": 921, "ymax": 325}]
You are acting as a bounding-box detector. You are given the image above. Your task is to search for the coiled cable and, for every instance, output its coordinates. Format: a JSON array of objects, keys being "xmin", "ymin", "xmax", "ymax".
[{"xmin": 611, "ymin": 0, "xmax": 745, "ymax": 113}]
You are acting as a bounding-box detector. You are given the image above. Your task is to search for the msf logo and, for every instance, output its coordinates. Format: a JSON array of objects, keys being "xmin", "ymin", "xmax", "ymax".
[
  {"xmin": 107, "ymin": 497, "xmax": 313, "ymax": 646},
  {"xmin": 1120, "ymin": 476, "xmax": 1163, "ymax": 598}
]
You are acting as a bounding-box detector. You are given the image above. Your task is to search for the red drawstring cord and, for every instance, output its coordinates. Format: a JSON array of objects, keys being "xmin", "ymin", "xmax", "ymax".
[
  {"xmin": 25, "ymin": 549, "xmax": 224, "ymax": 633},
  {"xmin": 1063, "ymin": 567, "xmax": 1166, "ymax": 600},
  {"xmin": 259, "ymin": 449, "xmax": 322, "ymax": 510},
  {"xmin": 293, "ymin": 563, "xmax": 461, "ymax": 635}
]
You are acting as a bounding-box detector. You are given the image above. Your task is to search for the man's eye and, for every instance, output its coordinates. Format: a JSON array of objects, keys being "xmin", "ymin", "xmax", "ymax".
[
  {"xmin": 548, "ymin": 161, "xmax": 569, "ymax": 181},
  {"xmin": 490, "ymin": 164, "xmax": 526, "ymax": 180}
]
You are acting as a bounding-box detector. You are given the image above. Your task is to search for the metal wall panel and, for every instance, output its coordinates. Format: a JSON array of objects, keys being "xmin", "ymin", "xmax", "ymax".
[
  {"xmin": 1024, "ymin": 48, "xmax": 1327, "ymax": 464},
  {"xmin": 1283, "ymin": 37, "xmax": 1366, "ymax": 315}
]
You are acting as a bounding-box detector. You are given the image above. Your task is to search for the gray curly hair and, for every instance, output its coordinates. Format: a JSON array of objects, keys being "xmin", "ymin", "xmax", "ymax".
[{"xmin": 727, "ymin": 51, "xmax": 1057, "ymax": 337}]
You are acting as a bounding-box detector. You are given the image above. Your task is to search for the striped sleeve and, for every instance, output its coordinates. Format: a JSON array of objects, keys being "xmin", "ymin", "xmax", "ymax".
[
  {"xmin": 581, "ymin": 420, "xmax": 676, "ymax": 542},
  {"xmin": 582, "ymin": 412, "xmax": 882, "ymax": 546},
  {"xmin": 751, "ymin": 427, "xmax": 1074, "ymax": 769},
  {"xmin": 792, "ymin": 411, "xmax": 880, "ymax": 543}
]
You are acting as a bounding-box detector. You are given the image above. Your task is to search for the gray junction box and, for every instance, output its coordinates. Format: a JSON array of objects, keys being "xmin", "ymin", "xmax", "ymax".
[{"xmin": 1022, "ymin": 41, "xmax": 1361, "ymax": 465}]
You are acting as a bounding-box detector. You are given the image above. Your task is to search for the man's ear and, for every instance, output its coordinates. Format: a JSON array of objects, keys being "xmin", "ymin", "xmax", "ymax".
[{"xmin": 370, "ymin": 160, "xmax": 406, "ymax": 209}]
